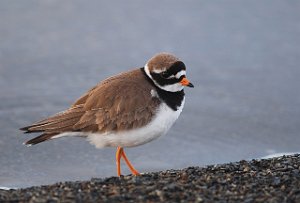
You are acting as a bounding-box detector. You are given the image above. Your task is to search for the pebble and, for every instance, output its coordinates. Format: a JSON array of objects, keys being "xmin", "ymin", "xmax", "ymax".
[{"xmin": 0, "ymin": 154, "xmax": 299, "ymax": 202}]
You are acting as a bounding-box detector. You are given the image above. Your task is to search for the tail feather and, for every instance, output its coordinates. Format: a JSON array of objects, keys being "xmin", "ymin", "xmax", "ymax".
[
  {"xmin": 23, "ymin": 116, "xmax": 82, "ymax": 133},
  {"xmin": 20, "ymin": 114, "xmax": 81, "ymax": 132},
  {"xmin": 33, "ymin": 110, "xmax": 83, "ymax": 126},
  {"xmin": 24, "ymin": 133, "xmax": 57, "ymax": 146},
  {"xmin": 21, "ymin": 104, "xmax": 85, "ymax": 145},
  {"xmin": 21, "ymin": 105, "xmax": 84, "ymax": 131}
]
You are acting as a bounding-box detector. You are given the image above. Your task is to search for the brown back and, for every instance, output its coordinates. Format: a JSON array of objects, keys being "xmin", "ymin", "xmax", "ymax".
[
  {"xmin": 22, "ymin": 68, "xmax": 161, "ymax": 144},
  {"xmin": 73, "ymin": 68, "xmax": 161, "ymax": 132}
]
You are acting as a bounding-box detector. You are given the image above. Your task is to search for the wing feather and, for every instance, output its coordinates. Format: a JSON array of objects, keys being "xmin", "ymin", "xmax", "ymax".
[{"xmin": 21, "ymin": 69, "xmax": 161, "ymax": 145}]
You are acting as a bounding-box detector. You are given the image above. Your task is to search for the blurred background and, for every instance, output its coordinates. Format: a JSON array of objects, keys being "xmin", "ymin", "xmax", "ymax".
[{"xmin": 0, "ymin": 0, "xmax": 299, "ymax": 188}]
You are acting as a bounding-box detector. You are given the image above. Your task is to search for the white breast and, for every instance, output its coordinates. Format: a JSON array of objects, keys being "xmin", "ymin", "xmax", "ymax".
[{"xmin": 87, "ymin": 98, "xmax": 185, "ymax": 148}]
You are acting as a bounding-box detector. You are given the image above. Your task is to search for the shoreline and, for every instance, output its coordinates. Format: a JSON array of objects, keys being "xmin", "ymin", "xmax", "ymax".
[{"xmin": 1, "ymin": 154, "xmax": 299, "ymax": 202}]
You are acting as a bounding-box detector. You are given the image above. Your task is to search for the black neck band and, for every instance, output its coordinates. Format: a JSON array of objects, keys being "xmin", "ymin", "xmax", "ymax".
[{"xmin": 140, "ymin": 68, "xmax": 185, "ymax": 111}]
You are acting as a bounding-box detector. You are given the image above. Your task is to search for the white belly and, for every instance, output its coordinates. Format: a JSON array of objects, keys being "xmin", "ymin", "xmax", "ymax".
[{"xmin": 87, "ymin": 99, "xmax": 185, "ymax": 148}]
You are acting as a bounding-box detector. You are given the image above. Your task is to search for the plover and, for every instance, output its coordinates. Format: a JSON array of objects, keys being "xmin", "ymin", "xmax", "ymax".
[{"xmin": 20, "ymin": 53, "xmax": 194, "ymax": 176}]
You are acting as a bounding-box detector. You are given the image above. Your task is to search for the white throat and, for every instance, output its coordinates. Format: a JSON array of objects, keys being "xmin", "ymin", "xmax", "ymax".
[{"xmin": 144, "ymin": 64, "xmax": 184, "ymax": 92}]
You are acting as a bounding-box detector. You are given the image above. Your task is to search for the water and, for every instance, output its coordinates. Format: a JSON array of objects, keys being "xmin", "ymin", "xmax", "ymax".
[{"xmin": 0, "ymin": 0, "xmax": 300, "ymax": 188}]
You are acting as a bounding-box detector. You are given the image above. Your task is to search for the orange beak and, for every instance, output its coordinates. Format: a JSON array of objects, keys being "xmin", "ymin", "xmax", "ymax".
[{"xmin": 180, "ymin": 77, "xmax": 194, "ymax": 88}]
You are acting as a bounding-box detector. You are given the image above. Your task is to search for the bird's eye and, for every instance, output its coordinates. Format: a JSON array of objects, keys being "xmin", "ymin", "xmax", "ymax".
[{"xmin": 161, "ymin": 71, "xmax": 168, "ymax": 78}]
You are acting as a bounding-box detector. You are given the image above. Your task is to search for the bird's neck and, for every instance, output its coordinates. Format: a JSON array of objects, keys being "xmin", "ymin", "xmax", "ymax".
[{"xmin": 140, "ymin": 67, "xmax": 185, "ymax": 111}]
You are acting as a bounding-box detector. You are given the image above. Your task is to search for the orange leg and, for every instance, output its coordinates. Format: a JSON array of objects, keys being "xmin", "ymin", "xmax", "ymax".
[
  {"xmin": 120, "ymin": 148, "xmax": 140, "ymax": 176},
  {"xmin": 116, "ymin": 146, "xmax": 122, "ymax": 177},
  {"xmin": 115, "ymin": 146, "xmax": 140, "ymax": 176}
]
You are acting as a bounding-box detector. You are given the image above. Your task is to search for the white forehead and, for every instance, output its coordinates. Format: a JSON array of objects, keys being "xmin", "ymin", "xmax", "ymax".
[{"xmin": 175, "ymin": 70, "xmax": 186, "ymax": 78}]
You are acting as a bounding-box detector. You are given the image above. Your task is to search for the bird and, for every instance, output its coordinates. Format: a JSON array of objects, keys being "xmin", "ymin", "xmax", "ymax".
[{"xmin": 20, "ymin": 52, "xmax": 194, "ymax": 176}]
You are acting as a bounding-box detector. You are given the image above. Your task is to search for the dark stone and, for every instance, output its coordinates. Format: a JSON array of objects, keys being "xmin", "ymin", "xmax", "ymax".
[{"xmin": 0, "ymin": 154, "xmax": 299, "ymax": 202}]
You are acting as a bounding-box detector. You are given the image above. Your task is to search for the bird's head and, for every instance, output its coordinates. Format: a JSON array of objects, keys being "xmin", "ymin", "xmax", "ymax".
[{"xmin": 144, "ymin": 53, "xmax": 194, "ymax": 92}]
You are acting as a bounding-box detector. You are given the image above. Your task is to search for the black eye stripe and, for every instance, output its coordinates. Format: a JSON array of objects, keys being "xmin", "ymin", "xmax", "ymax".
[
  {"xmin": 167, "ymin": 61, "xmax": 186, "ymax": 76},
  {"xmin": 158, "ymin": 61, "xmax": 186, "ymax": 78},
  {"xmin": 150, "ymin": 73, "xmax": 185, "ymax": 86},
  {"xmin": 149, "ymin": 61, "xmax": 187, "ymax": 86},
  {"xmin": 178, "ymin": 75, "xmax": 185, "ymax": 81},
  {"xmin": 161, "ymin": 71, "xmax": 170, "ymax": 78}
]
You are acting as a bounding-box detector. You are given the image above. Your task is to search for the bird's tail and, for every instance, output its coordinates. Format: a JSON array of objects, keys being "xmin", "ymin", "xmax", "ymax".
[
  {"xmin": 20, "ymin": 105, "xmax": 85, "ymax": 146},
  {"xmin": 24, "ymin": 133, "xmax": 57, "ymax": 146}
]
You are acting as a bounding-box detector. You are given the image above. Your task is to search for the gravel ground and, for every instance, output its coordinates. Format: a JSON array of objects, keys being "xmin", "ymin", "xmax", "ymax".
[{"xmin": 1, "ymin": 154, "xmax": 299, "ymax": 203}]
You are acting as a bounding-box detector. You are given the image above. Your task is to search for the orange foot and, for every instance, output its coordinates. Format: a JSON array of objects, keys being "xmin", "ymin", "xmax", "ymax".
[{"xmin": 116, "ymin": 146, "xmax": 140, "ymax": 177}]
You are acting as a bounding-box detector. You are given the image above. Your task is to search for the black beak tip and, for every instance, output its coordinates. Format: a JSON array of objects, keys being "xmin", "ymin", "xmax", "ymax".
[{"xmin": 187, "ymin": 82, "xmax": 194, "ymax": 88}]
